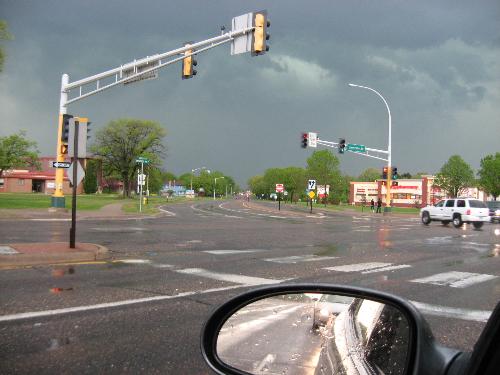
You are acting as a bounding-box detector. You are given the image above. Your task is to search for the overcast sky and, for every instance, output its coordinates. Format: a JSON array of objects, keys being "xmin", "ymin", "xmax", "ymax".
[{"xmin": 1, "ymin": 0, "xmax": 499, "ymax": 185}]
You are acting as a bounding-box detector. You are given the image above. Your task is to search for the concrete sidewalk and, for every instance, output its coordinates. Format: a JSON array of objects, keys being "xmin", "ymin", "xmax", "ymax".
[{"xmin": 0, "ymin": 242, "xmax": 109, "ymax": 268}]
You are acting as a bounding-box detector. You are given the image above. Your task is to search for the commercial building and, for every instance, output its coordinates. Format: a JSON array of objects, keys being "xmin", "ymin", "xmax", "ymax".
[
  {"xmin": 349, "ymin": 176, "xmax": 487, "ymax": 208},
  {"xmin": 0, "ymin": 157, "xmax": 84, "ymax": 194}
]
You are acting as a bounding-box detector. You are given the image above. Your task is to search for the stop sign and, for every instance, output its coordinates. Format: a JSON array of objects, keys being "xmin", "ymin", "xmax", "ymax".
[{"xmin": 275, "ymin": 184, "xmax": 284, "ymax": 193}]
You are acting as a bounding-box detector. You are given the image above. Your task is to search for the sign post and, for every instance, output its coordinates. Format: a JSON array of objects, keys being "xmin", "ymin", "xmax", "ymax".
[
  {"xmin": 135, "ymin": 157, "xmax": 149, "ymax": 213},
  {"xmin": 69, "ymin": 119, "xmax": 79, "ymax": 249},
  {"xmin": 276, "ymin": 184, "xmax": 284, "ymax": 211}
]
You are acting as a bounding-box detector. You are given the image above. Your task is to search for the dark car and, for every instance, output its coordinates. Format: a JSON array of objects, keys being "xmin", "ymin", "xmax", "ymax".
[{"xmin": 486, "ymin": 201, "xmax": 500, "ymax": 223}]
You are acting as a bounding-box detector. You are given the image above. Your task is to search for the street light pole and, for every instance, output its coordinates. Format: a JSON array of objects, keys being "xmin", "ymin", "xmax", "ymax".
[
  {"xmin": 214, "ymin": 177, "xmax": 224, "ymax": 200},
  {"xmin": 348, "ymin": 83, "xmax": 392, "ymax": 212},
  {"xmin": 191, "ymin": 166, "xmax": 208, "ymax": 192}
]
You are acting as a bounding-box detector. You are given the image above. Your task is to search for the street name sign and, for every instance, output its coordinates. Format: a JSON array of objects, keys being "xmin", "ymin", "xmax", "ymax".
[
  {"xmin": 275, "ymin": 184, "xmax": 284, "ymax": 193},
  {"xmin": 136, "ymin": 157, "xmax": 150, "ymax": 164},
  {"xmin": 308, "ymin": 179, "xmax": 317, "ymax": 190},
  {"xmin": 52, "ymin": 161, "xmax": 71, "ymax": 169},
  {"xmin": 346, "ymin": 143, "xmax": 366, "ymax": 153}
]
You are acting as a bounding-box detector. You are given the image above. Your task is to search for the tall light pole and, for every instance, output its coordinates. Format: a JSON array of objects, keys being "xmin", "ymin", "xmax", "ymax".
[
  {"xmin": 191, "ymin": 167, "xmax": 209, "ymax": 191},
  {"xmin": 214, "ymin": 177, "xmax": 225, "ymax": 200},
  {"xmin": 348, "ymin": 83, "xmax": 392, "ymax": 212}
]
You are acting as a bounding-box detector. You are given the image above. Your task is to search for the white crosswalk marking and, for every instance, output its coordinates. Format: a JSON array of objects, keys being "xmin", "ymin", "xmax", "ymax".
[
  {"xmin": 324, "ymin": 262, "xmax": 392, "ymax": 272},
  {"xmin": 410, "ymin": 271, "xmax": 498, "ymax": 288},
  {"xmin": 204, "ymin": 250, "xmax": 266, "ymax": 255},
  {"xmin": 176, "ymin": 268, "xmax": 284, "ymax": 285},
  {"xmin": 362, "ymin": 264, "xmax": 412, "ymax": 274},
  {"xmin": 263, "ymin": 255, "xmax": 338, "ymax": 264}
]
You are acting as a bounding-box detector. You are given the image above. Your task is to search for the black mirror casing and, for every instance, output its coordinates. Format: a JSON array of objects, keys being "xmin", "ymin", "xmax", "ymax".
[{"xmin": 201, "ymin": 284, "xmax": 461, "ymax": 375}]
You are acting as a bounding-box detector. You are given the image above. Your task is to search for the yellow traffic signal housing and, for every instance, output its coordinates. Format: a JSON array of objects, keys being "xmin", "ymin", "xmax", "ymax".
[
  {"xmin": 252, "ymin": 11, "xmax": 270, "ymax": 55},
  {"xmin": 182, "ymin": 44, "xmax": 197, "ymax": 79},
  {"xmin": 61, "ymin": 143, "xmax": 68, "ymax": 155}
]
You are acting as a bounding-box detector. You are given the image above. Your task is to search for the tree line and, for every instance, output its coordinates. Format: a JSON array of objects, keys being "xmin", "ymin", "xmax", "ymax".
[{"xmin": 1, "ymin": 122, "xmax": 499, "ymax": 200}]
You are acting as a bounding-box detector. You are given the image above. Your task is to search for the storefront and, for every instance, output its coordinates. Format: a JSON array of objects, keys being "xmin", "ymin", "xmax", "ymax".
[{"xmin": 349, "ymin": 176, "xmax": 486, "ymax": 208}]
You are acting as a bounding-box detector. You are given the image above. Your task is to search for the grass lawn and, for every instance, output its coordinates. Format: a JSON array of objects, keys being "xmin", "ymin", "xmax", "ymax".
[{"xmin": 0, "ymin": 193, "xmax": 125, "ymax": 210}]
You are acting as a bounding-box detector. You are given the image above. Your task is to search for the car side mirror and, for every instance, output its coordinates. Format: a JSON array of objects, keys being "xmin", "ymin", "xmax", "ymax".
[{"xmin": 201, "ymin": 284, "xmax": 461, "ymax": 375}]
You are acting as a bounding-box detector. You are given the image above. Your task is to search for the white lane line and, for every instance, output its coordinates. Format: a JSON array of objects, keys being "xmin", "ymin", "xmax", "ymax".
[
  {"xmin": 410, "ymin": 271, "xmax": 498, "ymax": 288},
  {"xmin": 0, "ymin": 285, "xmax": 246, "ymax": 323},
  {"xmin": 410, "ymin": 301, "xmax": 491, "ymax": 323},
  {"xmin": 353, "ymin": 229, "xmax": 371, "ymax": 232},
  {"xmin": 158, "ymin": 206, "xmax": 176, "ymax": 216},
  {"xmin": 204, "ymin": 250, "xmax": 266, "ymax": 255},
  {"xmin": 176, "ymin": 268, "xmax": 284, "ymax": 285},
  {"xmin": 362, "ymin": 264, "xmax": 412, "ymax": 274},
  {"xmin": 30, "ymin": 218, "xmax": 71, "ymax": 222},
  {"xmin": 264, "ymin": 255, "xmax": 338, "ymax": 264},
  {"xmin": 323, "ymin": 262, "xmax": 392, "ymax": 272},
  {"xmin": 255, "ymin": 354, "xmax": 276, "ymax": 373},
  {"xmin": 114, "ymin": 259, "xmax": 151, "ymax": 264}
]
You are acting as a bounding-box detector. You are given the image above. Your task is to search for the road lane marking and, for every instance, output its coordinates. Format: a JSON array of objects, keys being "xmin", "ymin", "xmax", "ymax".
[
  {"xmin": 176, "ymin": 268, "xmax": 284, "ymax": 285},
  {"xmin": 264, "ymin": 255, "xmax": 338, "ymax": 264},
  {"xmin": 323, "ymin": 262, "xmax": 392, "ymax": 272},
  {"xmin": 362, "ymin": 264, "xmax": 412, "ymax": 274},
  {"xmin": 204, "ymin": 250, "xmax": 266, "ymax": 255},
  {"xmin": 410, "ymin": 301, "xmax": 491, "ymax": 322},
  {"xmin": 410, "ymin": 271, "xmax": 498, "ymax": 288},
  {"xmin": 158, "ymin": 206, "xmax": 176, "ymax": 216},
  {"xmin": 255, "ymin": 354, "xmax": 276, "ymax": 373}
]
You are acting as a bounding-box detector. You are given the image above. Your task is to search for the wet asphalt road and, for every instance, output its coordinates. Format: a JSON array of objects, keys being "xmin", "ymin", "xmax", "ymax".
[{"xmin": 0, "ymin": 199, "xmax": 499, "ymax": 374}]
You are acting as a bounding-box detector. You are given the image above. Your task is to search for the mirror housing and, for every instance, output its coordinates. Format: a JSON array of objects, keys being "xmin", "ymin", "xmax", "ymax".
[{"xmin": 201, "ymin": 284, "xmax": 461, "ymax": 375}]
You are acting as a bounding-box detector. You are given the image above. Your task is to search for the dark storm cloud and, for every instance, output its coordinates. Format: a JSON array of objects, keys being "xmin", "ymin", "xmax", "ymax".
[{"xmin": 1, "ymin": 0, "xmax": 499, "ymax": 184}]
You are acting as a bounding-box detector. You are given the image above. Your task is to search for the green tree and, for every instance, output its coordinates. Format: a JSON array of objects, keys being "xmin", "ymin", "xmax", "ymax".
[
  {"xmin": 331, "ymin": 174, "xmax": 353, "ymax": 204},
  {"xmin": 0, "ymin": 20, "xmax": 13, "ymax": 73},
  {"xmin": 90, "ymin": 119, "xmax": 166, "ymax": 197},
  {"xmin": 306, "ymin": 150, "xmax": 341, "ymax": 204},
  {"xmin": 0, "ymin": 131, "xmax": 40, "ymax": 176},
  {"xmin": 412, "ymin": 172, "xmax": 429, "ymax": 179},
  {"xmin": 248, "ymin": 175, "xmax": 267, "ymax": 197},
  {"xmin": 434, "ymin": 155, "xmax": 475, "ymax": 198},
  {"xmin": 399, "ymin": 172, "xmax": 412, "ymax": 179},
  {"xmin": 83, "ymin": 159, "xmax": 99, "ymax": 194},
  {"xmin": 357, "ymin": 168, "xmax": 380, "ymax": 182},
  {"xmin": 478, "ymin": 152, "xmax": 500, "ymax": 200},
  {"xmin": 282, "ymin": 166, "xmax": 306, "ymax": 202}
]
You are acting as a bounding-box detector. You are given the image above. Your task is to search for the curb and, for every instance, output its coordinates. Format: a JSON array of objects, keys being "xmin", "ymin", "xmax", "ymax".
[{"xmin": 0, "ymin": 243, "xmax": 109, "ymax": 268}]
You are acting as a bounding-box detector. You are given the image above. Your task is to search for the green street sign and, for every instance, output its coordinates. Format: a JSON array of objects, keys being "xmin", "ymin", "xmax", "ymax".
[
  {"xmin": 136, "ymin": 157, "xmax": 150, "ymax": 164},
  {"xmin": 346, "ymin": 143, "xmax": 366, "ymax": 153}
]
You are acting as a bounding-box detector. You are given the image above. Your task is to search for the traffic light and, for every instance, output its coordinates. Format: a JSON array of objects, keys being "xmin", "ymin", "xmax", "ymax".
[
  {"xmin": 382, "ymin": 166, "xmax": 388, "ymax": 179},
  {"xmin": 339, "ymin": 139, "xmax": 346, "ymax": 154},
  {"xmin": 301, "ymin": 133, "xmax": 308, "ymax": 148},
  {"xmin": 392, "ymin": 167, "xmax": 398, "ymax": 180},
  {"xmin": 61, "ymin": 114, "xmax": 73, "ymax": 143},
  {"xmin": 60, "ymin": 143, "xmax": 68, "ymax": 155},
  {"xmin": 252, "ymin": 10, "xmax": 270, "ymax": 55},
  {"xmin": 182, "ymin": 43, "xmax": 197, "ymax": 79}
]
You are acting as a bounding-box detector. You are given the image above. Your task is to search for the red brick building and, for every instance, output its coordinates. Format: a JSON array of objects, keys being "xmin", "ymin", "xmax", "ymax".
[{"xmin": 0, "ymin": 157, "xmax": 84, "ymax": 194}]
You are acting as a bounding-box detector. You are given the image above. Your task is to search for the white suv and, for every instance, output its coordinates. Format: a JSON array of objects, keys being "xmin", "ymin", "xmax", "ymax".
[{"xmin": 420, "ymin": 198, "xmax": 490, "ymax": 229}]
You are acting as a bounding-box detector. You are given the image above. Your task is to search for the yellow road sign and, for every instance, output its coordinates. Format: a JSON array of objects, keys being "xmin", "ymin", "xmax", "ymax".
[{"xmin": 308, "ymin": 191, "xmax": 315, "ymax": 199}]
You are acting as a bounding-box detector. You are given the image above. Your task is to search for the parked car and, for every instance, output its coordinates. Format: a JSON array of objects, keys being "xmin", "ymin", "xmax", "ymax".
[
  {"xmin": 486, "ymin": 201, "xmax": 500, "ymax": 223},
  {"xmin": 420, "ymin": 198, "xmax": 490, "ymax": 229}
]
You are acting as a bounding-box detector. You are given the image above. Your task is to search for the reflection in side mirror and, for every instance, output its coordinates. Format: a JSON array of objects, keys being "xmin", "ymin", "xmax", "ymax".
[{"xmin": 216, "ymin": 293, "xmax": 410, "ymax": 375}]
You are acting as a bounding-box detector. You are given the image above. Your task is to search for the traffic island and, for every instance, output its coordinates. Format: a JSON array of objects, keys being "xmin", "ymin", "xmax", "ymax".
[{"xmin": 0, "ymin": 242, "xmax": 109, "ymax": 268}]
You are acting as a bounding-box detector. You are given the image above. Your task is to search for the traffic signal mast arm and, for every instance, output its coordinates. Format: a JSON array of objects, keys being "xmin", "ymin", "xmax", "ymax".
[
  {"xmin": 61, "ymin": 26, "xmax": 255, "ymax": 108},
  {"xmin": 315, "ymin": 138, "xmax": 389, "ymax": 162}
]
